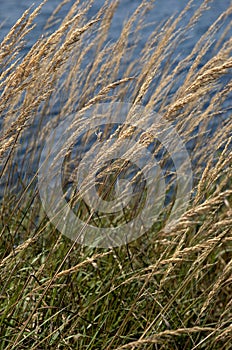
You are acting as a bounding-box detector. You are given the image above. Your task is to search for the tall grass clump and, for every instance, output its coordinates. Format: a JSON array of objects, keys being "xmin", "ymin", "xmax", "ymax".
[{"xmin": 0, "ymin": 0, "xmax": 231, "ymax": 349}]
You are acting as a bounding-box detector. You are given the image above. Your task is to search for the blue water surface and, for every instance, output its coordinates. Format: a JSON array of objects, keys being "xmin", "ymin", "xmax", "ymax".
[
  {"xmin": 0, "ymin": 0, "xmax": 231, "ymax": 200},
  {"xmin": 1, "ymin": 0, "xmax": 231, "ymax": 53}
]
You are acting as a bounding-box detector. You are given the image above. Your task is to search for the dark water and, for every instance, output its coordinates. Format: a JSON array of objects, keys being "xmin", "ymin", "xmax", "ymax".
[
  {"xmin": 0, "ymin": 0, "xmax": 231, "ymax": 55},
  {"xmin": 0, "ymin": 0, "xmax": 231, "ymax": 199},
  {"xmin": 1, "ymin": 0, "xmax": 231, "ymax": 109}
]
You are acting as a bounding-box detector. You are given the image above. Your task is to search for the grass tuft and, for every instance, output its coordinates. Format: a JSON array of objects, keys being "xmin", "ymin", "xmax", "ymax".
[{"xmin": 0, "ymin": 1, "xmax": 231, "ymax": 349}]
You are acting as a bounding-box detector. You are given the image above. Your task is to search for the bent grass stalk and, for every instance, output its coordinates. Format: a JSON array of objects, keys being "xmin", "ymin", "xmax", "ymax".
[{"xmin": 0, "ymin": 0, "xmax": 231, "ymax": 349}]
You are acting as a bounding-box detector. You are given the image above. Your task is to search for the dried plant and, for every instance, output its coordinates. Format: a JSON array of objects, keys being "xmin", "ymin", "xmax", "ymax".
[{"xmin": 0, "ymin": 1, "xmax": 231, "ymax": 349}]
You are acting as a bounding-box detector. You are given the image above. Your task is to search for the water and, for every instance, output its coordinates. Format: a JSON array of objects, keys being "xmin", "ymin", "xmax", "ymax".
[
  {"xmin": 0, "ymin": 0, "xmax": 231, "ymax": 203},
  {"xmin": 1, "ymin": 0, "xmax": 231, "ymax": 52}
]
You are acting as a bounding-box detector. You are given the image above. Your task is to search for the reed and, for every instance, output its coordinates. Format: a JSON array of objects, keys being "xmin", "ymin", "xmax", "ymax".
[{"xmin": 0, "ymin": 1, "xmax": 231, "ymax": 349}]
